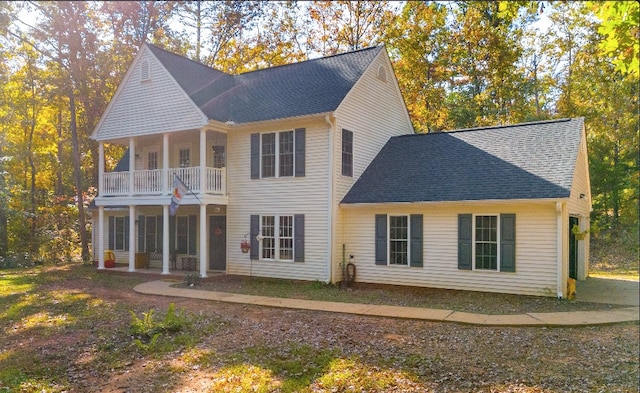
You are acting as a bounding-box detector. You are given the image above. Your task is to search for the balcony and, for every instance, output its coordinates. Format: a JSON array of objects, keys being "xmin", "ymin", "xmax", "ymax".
[{"xmin": 101, "ymin": 166, "xmax": 226, "ymax": 197}]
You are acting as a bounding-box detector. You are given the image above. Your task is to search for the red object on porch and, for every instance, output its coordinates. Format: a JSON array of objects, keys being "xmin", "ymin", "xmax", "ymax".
[{"xmin": 104, "ymin": 250, "xmax": 115, "ymax": 268}]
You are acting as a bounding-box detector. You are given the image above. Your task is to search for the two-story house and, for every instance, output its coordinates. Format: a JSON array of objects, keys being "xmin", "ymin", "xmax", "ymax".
[{"xmin": 91, "ymin": 44, "xmax": 591, "ymax": 298}]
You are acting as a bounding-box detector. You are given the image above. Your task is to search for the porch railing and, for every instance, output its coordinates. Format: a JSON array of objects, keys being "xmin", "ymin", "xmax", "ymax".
[{"xmin": 102, "ymin": 167, "xmax": 226, "ymax": 197}]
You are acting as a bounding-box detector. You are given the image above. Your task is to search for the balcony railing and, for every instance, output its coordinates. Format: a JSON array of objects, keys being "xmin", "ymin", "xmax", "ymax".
[{"xmin": 101, "ymin": 167, "xmax": 226, "ymax": 197}]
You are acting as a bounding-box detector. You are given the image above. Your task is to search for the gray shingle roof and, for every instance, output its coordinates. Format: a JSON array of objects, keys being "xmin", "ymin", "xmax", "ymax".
[
  {"xmin": 146, "ymin": 44, "xmax": 383, "ymax": 124},
  {"xmin": 341, "ymin": 118, "xmax": 584, "ymax": 204}
]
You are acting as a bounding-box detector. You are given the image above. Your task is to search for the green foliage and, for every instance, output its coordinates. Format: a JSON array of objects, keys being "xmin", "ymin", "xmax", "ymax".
[
  {"xmin": 129, "ymin": 303, "xmax": 191, "ymax": 352},
  {"xmin": 591, "ymin": 1, "xmax": 640, "ymax": 76}
]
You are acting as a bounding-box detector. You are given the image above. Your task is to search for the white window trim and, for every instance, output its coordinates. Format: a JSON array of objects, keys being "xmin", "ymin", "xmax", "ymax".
[
  {"xmin": 387, "ymin": 215, "xmax": 410, "ymax": 267},
  {"xmin": 147, "ymin": 146, "xmax": 159, "ymax": 170},
  {"xmin": 341, "ymin": 129, "xmax": 354, "ymax": 177},
  {"xmin": 259, "ymin": 131, "xmax": 295, "ymax": 178},
  {"xmin": 472, "ymin": 213, "xmax": 501, "ymax": 272},
  {"xmin": 258, "ymin": 214, "xmax": 295, "ymax": 262}
]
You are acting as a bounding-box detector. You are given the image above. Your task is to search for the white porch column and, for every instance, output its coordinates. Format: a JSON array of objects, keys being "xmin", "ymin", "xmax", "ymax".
[
  {"xmin": 162, "ymin": 205, "xmax": 170, "ymax": 274},
  {"xmin": 129, "ymin": 206, "xmax": 136, "ymax": 272},
  {"xmin": 163, "ymin": 133, "xmax": 169, "ymax": 194},
  {"xmin": 97, "ymin": 206, "xmax": 105, "ymax": 269},
  {"xmin": 199, "ymin": 204, "xmax": 208, "ymax": 278},
  {"xmin": 98, "ymin": 142, "xmax": 104, "ymax": 197},
  {"xmin": 200, "ymin": 129, "xmax": 206, "ymax": 193},
  {"xmin": 129, "ymin": 138, "xmax": 135, "ymax": 196}
]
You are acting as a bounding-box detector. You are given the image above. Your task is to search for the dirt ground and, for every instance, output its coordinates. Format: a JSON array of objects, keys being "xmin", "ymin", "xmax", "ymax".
[{"xmin": 4, "ymin": 271, "xmax": 637, "ymax": 393}]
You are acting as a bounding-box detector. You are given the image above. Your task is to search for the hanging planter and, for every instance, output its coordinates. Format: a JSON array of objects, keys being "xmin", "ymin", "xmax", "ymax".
[
  {"xmin": 240, "ymin": 236, "xmax": 250, "ymax": 253},
  {"xmin": 571, "ymin": 224, "xmax": 588, "ymax": 240}
]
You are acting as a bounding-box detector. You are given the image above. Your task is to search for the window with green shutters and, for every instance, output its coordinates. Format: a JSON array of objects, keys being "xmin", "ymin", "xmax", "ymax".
[
  {"xmin": 375, "ymin": 214, "xmax": 423, "ymax": 267},
  {"xmin": 250, "ymin": 214, "xmax": 304, "ymax": 262},
  {"xmin": 251, "ymin": 129, "xmax": 305, "ymax": 179},
  {"xmin": 458, "ymin": 213, "xmax": 516, "ymax": 272}
]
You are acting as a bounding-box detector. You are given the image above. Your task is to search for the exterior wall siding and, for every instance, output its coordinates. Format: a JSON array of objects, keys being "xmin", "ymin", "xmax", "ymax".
[
  {"xmin": 332, "ymin": 50, "xmax": 414, "ymax": 282},
  {"xmin": 341, "ymin": 202, "xmax": 559, "ymax": 297},
  {"xmin": 94, "ymin": 48, "xmax": 206, "ymax": 141},
  {"xmin": 226, "ymin": 118, "xmax": 331, "ymax": 282},
  {"xmin": 567, "ymin": 131, "xmax": 592, "ymax": 280}
]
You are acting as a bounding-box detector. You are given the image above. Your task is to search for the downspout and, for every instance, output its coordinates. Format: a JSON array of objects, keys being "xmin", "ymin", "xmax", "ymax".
[
  {"xmin": 325, "ymin": 115, "xmax": 336, "ymax": 284},
  {"xmin": 556, "ymin": 201, "xmax": 564, "ymax": 298}
]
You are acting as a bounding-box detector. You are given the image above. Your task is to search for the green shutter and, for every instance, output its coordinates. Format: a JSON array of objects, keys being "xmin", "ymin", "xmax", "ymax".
[
  {"xmin": 500, "ymin": 214, "xmax": 516, "ymax": 272},
  {"xmin": 375, "ymin": 214, "xmax": 387, "ymax": 265},
  {"xmin": 294, "ymin": 214, "xmax": 304, "ymax": 262},
  {"xmin": 156, "ymin": 216, "xmax": 163, "ymax": 253},
  {"xmin": 250, "ymin": 215, "xmax": 259, "ymax": 260},
  {"xmin": 295, "ymin": 128, "xmax": 305, "ymax": 177},
  {"xmin": 138, "ymin": 215, "xmax": 145, "ymax": 252},
  {"xmin": 108, "ymin": 216, "xmax": 115, "ymax": 250},
  {"xmin": 250, "ymin": 133, "xmax": 260, "ymax": 179},
  {"xmin": 188, "ymin": 215, "xmax": 197, "ymax": 255},
  {"xmin": 169, "ymin": 215, "xmax": 175, "ymax": 253},
  {"xmin": 124, "ymin": 216, "xmax": 130, "ymax": 251},
  {"xmin": 410, "ymin": 214, "xmax": 423, "ymax": 267},
  {"xmin": 458, "ymin": 214, "xmax": 472, "ymax": 270}
]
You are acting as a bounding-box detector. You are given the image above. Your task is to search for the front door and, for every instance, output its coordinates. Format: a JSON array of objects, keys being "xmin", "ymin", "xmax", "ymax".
[
  {"xmin": 569, "ymin": 216, "xmax": 578, "ymax": 280},
  {"xmin": 209, "ymin": 216, "xmax": 227, "ymax": 271}
]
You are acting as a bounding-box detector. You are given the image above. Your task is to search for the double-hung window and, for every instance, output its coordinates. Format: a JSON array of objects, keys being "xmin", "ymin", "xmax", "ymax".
[
  {"xmin": 145, "ymin": 216, "xmax": 158, "ymax": 252},
  {"xmin": 114, "ymin": 216, "xmax": 127, "ymax": 251},
  {"xmin": 251, "ymin": 129, "xmax": 305, "ymax": 179},
  {"xmin": 108, "ymin": 216, "xmax": 129, "ymax": 252},
  {"xmin": 475, "ymin": 215, "xmax": 498, "ymax": 270},
  {"xmin": 250, "ymin": 214, "xmax": 304, "ymax": 262},
  {"xmin": 260, "ymin": 131, "xmax": 294, "ymax": 178},
  {"xmin": 259, "ymin": 215, "xmax": 294, "ymax": 261},
  {"xmin": 342, "ymin": 129, "xmax": 353, "ymax": 177},
  {"xmin": 148, "ymin": 151, "xmax": 158, "ymax": 170},
  {"xmin": 375, "ymin": 214, "xmax": 423, "ymax": 267},
  {"xmin": 175, "ymin": 215, "xmax": 196, "ymax": 255},
  {"xmin": 389, "ymin": 216, "xmax": 409, "ymax": 265},
  {"xmin": 458, "ymin": 214, "xmax": 516, "ymax": 272}
]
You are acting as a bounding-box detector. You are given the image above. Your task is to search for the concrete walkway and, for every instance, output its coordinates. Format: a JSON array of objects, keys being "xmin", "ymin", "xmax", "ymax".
[{"xmin": 134, "ymin": 280, "xmax": 639, "ymax": 327}]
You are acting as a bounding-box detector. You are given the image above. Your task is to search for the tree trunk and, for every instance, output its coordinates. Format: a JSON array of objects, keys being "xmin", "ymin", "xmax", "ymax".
[
  {"xmin": 69, "ymin": 91, "xmax": 90, "ymax": 262},
  {"xmin": 0, "ymin": 146, "xmax": 7, "ymax": 258},
  {"xmin": 56, "ymin": 108, "xmax": 64, "ymax": 196}
]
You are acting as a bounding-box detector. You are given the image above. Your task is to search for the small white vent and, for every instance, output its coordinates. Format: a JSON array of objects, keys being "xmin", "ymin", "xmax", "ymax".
[
  {"xmin": 140, "ymin": 60, "xmax": 150, "ymax": 81},
  {"xmin": 377, "ymin": 65, "xmax": 387, "ymax": 82}
]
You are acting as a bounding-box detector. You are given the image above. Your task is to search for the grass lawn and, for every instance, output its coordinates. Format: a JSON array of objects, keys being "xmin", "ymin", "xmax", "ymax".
[{"xmin": 0, "ymin": 258, "xmax": 638, "ymax": 392}]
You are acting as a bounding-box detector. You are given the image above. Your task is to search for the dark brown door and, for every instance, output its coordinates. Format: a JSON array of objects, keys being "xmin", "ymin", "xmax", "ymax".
[{"xmin": 209, "ymin": 216, "xmax": 226, "ymax": 271}]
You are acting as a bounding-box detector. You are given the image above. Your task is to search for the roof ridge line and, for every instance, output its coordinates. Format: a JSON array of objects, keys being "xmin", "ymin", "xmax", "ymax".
[{"xmin": 394, "ymin": 118, "xmax": 577, "ymax": 138}]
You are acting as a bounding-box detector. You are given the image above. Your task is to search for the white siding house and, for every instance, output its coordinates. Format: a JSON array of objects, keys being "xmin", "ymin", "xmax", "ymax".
[{"xmin": 91, "ymin": 43, "xmax": 591, "ymax": 298}]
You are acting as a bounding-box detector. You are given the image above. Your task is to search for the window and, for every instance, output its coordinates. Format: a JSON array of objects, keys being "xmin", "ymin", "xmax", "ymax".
[
  {"xmin": 251, "ymin": 129, "xmax": 305, "ymax": 179},
  {"xmin": 261, "ymin": 133, "xmax": 276, "ymax": 177},
  {"xmin": 375, "ymin": 214, "xmax": 423, "ymax": 267},
  {"xmin": 175, "ymin": 216, "xmax": 196, "ymax": 254},
  {"xmin": 145, "ymin": 216, "xmax": 158, "ymax": 252},
  {"xmin": 458, "ymin": 214, "xmax": 516, "ymax": 272},
  {"xmin": 179, "ymin": 149, "xmax": 190, "ymax": 168},
  {"xmin": 261, "ymin": 216, "xmax": 275, "ymax": 259},
  {"xmin": 212, "ymin": 145, "xmax": 225, "ymax": 168},
  {"xmin": 279, "ymin": 131, "xmax": 294, "ymax": 177},
  {"xmin": 114, "ymin": 216, "xmax": 127, "ymax": 251},
  {"xmin": 259, "ymin": 215, "xmax": 294, "ymax": 261},
  {"xmin": 389, "ymin": 216, "xmax": 409, "ymax": 265},
  {"xmin": 108, "ymin": 216, "xmax": 129, "ymax": 252},
  {"xmin": 251, "ymin": 214, "xmax": 304, "ymax": 262},
  {"xmin": 377, "ymin": 65, "xmax": 387, "ymax": 82},
  {"xmin": 148, "ymin": 151, "xmax": 158, "ymax": 170},
  {"xmin": 475, "ymin": 215, "xmax": 497, "ymax": 270},
  {"xmin": 342, "ymin": 129, "xmax": 353, "ymax": 177}
]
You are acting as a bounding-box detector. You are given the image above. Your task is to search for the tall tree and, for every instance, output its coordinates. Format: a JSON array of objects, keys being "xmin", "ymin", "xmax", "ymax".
[
  {"xmin": 385, "ymin": 1, "xmax": 451, "ymax": 132},
  {"xmin": 306, "ymin": 0, "xmax": 395, "ymax": 56}
]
